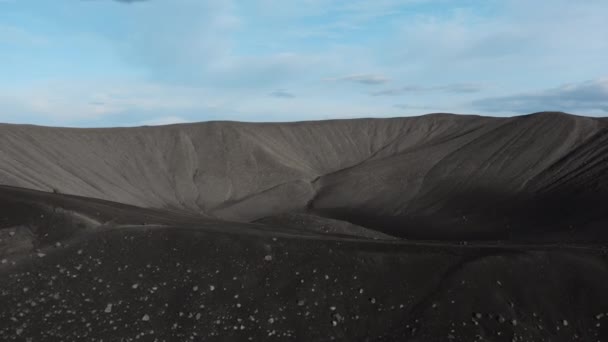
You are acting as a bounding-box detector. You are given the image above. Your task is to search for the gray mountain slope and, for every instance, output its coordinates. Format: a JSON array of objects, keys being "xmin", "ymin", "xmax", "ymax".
[{"xmin": 1, "ymin": 112, "xmax": 607, "ymax": 239}]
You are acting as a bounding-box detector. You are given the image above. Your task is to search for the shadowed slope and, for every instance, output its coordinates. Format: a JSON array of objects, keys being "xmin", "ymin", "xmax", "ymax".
[{"xmin": 2, "ymin": 185, "xmax": 608, "ymax": 341}]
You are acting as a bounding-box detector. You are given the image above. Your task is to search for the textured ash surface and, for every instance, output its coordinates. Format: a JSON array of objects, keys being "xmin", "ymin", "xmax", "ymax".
[{"xmin": 1, "ymin": 112, "xmax": 608, "ymax": 341}]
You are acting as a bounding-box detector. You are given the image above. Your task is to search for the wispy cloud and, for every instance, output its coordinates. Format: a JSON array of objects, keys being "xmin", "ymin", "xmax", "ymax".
[
  {"xmin": 0, "ymin": 25, "xmax": 49, "ymax": 46},
  {"xmin": 269, "ymin": 89, "xmax": 295, "ymax": 98},
  {"xmin": 371, "ymin": 86, "xmax": 425, "ymax": 96},
  {"xmin": 140, "ymin": 116, "xmax": 189, "ymax": 126},
  {"xmin": 439, "ymin": 83, "xmax": 485, "ymax": 93},
  {"xmin": 325, "ymin": 74, "xmax": 390, "ymax": 85},
  {"xmin": 371, "ymin": 83, "xmax": 485, "ymax": 96},
  {"xmin": 80, "ymin": 0, "xmax": 149, "ymax": 3},
  {"xmin": 2, "ymin": 0, "xmax": 608, "ymax": 127},
  {"xmin": 116, "ymin": 1, "xmax": 242, "ymax": 84},
  {"xmin": 393, "ymin": 104, "xmax": 435, "ymax": 110},
  {"xmin": 0, "ymin": 79, "xmax": 213, "ymax": 123},
  {"xmin": 472, "ymin": 78, "xmax": 608, "ymax": 114}
]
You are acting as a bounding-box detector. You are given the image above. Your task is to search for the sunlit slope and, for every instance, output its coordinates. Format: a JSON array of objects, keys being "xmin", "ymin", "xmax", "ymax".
[{"xmin": 0, "ymin": 114, "xmax": 494, "ymax": 213}]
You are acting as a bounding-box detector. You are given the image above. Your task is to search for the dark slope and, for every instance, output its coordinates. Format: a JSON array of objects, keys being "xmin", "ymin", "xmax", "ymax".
[
  {"xmin": 0, "ymin": 185, "xmax": 393, "ymax": 260},
  {"xmin": 307, "ymin": 112, "xmax": 606, "ymax": 239},
  {"xmin": 254, "ymin": 213, "xmax": 397, "ymax": 240},
  {"xmin": 0, "ymin": 185, "xmax": 393, "ymax": 259},
  {"xmin": 2, "ymin": 186, "xmax": 608, "ymax": 341},
  {"xmin": 1, "ymin": 112, "xmax": 607, "ymax": 240}
]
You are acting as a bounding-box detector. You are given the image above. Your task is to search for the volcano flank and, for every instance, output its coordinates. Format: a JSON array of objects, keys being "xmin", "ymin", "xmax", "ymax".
[{"xmin": 1, "ymin": 112, "xmax": 608, "ymax": 341}]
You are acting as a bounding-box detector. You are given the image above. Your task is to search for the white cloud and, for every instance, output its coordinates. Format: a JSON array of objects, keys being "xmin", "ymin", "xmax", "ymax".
[
  {"xmin": 140, "ymin": 116, "xmax": 189, "ymax": 126},
  {"xmin": 324, "ymin": 74, "xmax": 390, "ymax": 85},
  {"xmin": 0, "ymin": 25, "xmax": 49, "ymax": 46},
  {"xmin": 111, "ymin": 0, "xmax": 149, "ymax": 3},
  {"xmin": 116, "ymin": 0, "xmax": 240, "ymax": 83},
  {"xmin": 472, "ymin": 78, "xmax": 608, "ymax": 114},
  {"xmin": 3, "ymin": 0, "xmax": 608, "ymax": 127},
  {"xmin": 269, "ymin": 89, "xmax": 295, "ymax": 98},
  {"xmin": 371, "ymin": 83, "xmax": 486, "ymax": 96},
  {"xmin": 390, "ymin": 1, "xmax": 608, "ymax": 72},
  {"xmin": 1, "ymin": 76, "xmax": 383, "ymax": 126},
  {"xmin": 0, "ymin": 79, "xmax": 214, "ymax": 123}
]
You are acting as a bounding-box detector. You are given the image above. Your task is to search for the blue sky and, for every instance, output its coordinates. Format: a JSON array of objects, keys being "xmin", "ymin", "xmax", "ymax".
[{"xmin": 1, "ymin": 0, "xmax": 607, "ymax": 127}]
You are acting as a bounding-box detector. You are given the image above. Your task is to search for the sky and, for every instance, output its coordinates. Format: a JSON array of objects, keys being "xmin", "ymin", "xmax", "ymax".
[{"xmin": 0, "ymin": 0, "xmax": 607, "ymax": 127}]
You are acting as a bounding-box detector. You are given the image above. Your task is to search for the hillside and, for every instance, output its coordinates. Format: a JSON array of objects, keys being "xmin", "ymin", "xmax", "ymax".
[
  {"xmin": 2, "ymin": 112, "xmax": 608, "ymax": 341},
  {"xmin": 1, "ymin": 112, "xmax": 607, "ymax": 240}
]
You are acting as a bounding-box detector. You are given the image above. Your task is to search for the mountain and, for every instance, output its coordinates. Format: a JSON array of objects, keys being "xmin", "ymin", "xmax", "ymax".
[
  {"xmin": 2, "ymin": 112, "xmax": 608, "ymax": 341},
  {"xmin": 1, "ymin": 111, "xmax": 607, "ymax": 240}
]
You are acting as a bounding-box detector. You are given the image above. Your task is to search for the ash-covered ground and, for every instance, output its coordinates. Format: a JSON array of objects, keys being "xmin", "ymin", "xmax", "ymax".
[{"xmin": 2, "ymin": 112, "xmax": 608, "ymax": 341}]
